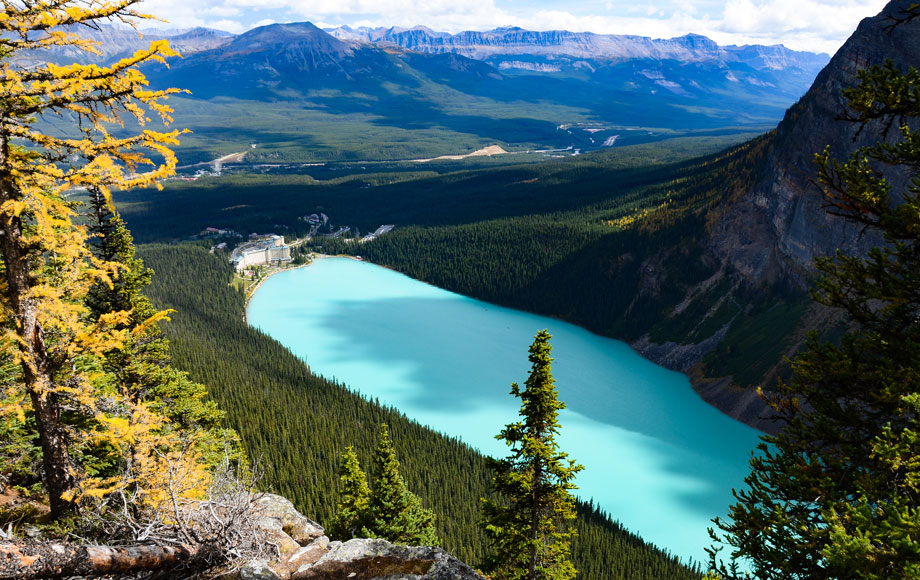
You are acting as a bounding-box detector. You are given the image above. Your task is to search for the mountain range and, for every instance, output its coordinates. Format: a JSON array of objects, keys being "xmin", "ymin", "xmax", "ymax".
[
  {"xmin": 25, "ymin": 21, "xmax": 830, "ymax": 163},
  {"xmin": 329, "ymin": 25, "xmax": 828, "ymax": 73},
  {"xmin": 47, "ymin": 22, "xmax": 828, "ymax": 74},
  {"xmin": 149, "ymin": 22, "xmax": 829, "ymax": 122}
]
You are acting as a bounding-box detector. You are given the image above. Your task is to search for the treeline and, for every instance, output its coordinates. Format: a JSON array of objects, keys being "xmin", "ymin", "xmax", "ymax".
[
  {"xmin": 139, "ymin": 243, "xmax": 701, "ymax": 579},
  {"xmin": 117, "ymin": 135, "xmax": 751, "ymax": 244}
]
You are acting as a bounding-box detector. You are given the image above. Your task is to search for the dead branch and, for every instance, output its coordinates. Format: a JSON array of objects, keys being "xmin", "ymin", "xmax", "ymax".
[{"xmin": 0, "ymin": 539, "xmax": 218, "ymax": 579}]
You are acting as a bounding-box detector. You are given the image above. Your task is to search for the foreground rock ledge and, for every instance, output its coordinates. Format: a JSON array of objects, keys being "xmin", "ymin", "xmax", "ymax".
[{"xmin": 0, "ymin": 493, "xmax": 483, "ymax": 580}]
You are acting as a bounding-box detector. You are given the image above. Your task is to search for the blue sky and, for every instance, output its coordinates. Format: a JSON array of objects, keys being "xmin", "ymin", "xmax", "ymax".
[{"xmin": 141, "ymin": 0, "xmax": 888, "ymax": 54}]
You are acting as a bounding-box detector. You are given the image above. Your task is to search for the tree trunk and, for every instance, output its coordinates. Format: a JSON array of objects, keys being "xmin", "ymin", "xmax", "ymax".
[
  {"xmin": 0, "ymin": 162, "xmax": 77, "ymax": 518},
  {"xmin": 27, "ymin": 389, "xmax": 77, "ymax": 518},
  {"xmin": 0, "ymin": 539, "xmax": 216, "ymax": 579}
]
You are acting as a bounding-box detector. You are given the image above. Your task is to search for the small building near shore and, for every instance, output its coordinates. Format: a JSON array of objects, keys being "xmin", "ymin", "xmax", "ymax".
[{"xmin": 231, "ymin": 235, "xmax": 292, "ymax": 271}]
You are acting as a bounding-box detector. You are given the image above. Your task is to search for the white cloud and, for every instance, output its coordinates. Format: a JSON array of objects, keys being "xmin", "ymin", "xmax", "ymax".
[
  {"xmin": 716, "ymin": 0, "xmax": 887, "ymax": 45},
  {"xmin": 497, "ymin": 0, "xmax": 888, "ymax": 53},
  {"xmin": 288, "ymin": 0, "xmax": 522, "ymax": 34},
  {"xmin": 211, "ymin": 19, "xmax": 246, "ymax": 33},
  {"xmin": 140, "ymin": 0, "xmax": 213, "ymax": 28},
  {"xmin": 205, "ymin": 5, "xmax": 242, "ymax": 17}
]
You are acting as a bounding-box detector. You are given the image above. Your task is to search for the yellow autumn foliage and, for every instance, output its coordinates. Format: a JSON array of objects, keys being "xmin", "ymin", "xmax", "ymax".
[
  {"xmin": 0, "ymin": 0, "xmax": 212, "ymax": 517},
  {"xmin": 605, "ymin": 193, "xmax": 674, "ymax": 230},
  {"xmin": 65, "ymin": 401, "xmax": 212, "ymax": 510}
]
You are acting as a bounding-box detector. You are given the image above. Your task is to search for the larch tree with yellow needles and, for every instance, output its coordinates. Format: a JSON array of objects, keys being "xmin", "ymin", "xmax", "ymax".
[{"xmin": 0, "ymin": 0, "xmax": 188, "ymax": 519}]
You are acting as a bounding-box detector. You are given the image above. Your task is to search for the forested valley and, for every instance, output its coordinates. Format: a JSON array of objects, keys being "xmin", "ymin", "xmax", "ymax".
[
  {"xmin": 119, "ymin": 132, "xmax": 806, "ymax": 398},
  {"xmin": 139, "ymin": 243, "xmax": 701, "ymax": 579}
]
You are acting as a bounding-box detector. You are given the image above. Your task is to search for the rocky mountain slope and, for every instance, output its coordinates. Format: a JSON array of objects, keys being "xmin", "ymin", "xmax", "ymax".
[
  {"xmin": 634, "ymin": 0, "xmax": 920, "ymax": 428},
  {"xmin": 710, "ymin": 0, "xmax": 919, "ymax": 283}
]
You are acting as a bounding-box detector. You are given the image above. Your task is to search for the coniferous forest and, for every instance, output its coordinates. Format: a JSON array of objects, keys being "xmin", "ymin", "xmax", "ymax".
[
  {"xmin": 139, "ymin": 243, "xmax": 701, "ymax": 579},
  {"xmin": 119, "ymin": 132, "xmax": 807, "ymax": 393}
]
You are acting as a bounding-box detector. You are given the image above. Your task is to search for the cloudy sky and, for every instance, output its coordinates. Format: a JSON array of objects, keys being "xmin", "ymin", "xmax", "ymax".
[{"xmin": 140, "ymin": 0, "xmax": 888, "ymax": 55}]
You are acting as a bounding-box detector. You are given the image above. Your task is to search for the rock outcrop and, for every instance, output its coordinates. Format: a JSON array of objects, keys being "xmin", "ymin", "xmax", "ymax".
[
  {"xmin": 290, "ymin": 539, "xmax": 484, "ymax": 580},
  {"xmin": 233, "ymin": 494, "xmax": 483, "ymax": 580}
]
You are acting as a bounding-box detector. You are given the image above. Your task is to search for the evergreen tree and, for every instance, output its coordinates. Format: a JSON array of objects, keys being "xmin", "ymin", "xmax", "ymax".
[
  {"xmin": 709, "ymin": 10, "xmax": 920, "ymax": 578},
  {"xmin": 366, "ymin": 423, "xmax": 439, "ymax": 546},
  {"xmin": 481, "ymin": 330, "xmax": 583, "ymax": 580},
  {"xmin": 86, "ymin": 187, "xmax": 153, "ymax": 321},
  {"xmin": 327, "ymin": 445, "xmax": 371, "ymax": 540},
  {"xmin": 85, "ymin": 188, "xmax": 224, "ymax": 430}
]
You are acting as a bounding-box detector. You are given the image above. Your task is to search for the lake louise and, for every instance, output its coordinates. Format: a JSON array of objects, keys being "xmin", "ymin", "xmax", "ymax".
[{"xmin": 247, "ymin": 257, "xmax": 762, "ymax": 562}]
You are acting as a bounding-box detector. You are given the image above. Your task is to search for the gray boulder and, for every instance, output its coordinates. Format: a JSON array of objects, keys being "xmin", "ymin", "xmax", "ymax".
[
  {"xmin": 235, "ymin": 495, "xmax": 481, "ymax": 580},
  {"xmin": 237, "ymin": 559, "xmax": 283, "ymax": 580},
  {"xmin": 252, "ymin": 494, "xmax": 324, "ymax": 546},
  {"xmin": 292, "ymin": 538, "xmax": 485, "ymax": 580},
  {"xmin": 288, "ymin": 536, "xmax": 330, "ymax": 575}
]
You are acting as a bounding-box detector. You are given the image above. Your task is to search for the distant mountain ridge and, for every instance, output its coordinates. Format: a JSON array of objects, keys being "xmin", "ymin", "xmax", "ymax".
[
  {"xmin": 128, "ymin": 18, "xmax": 830, "ymax": 160},
  {"xmin": 26, "ymin": 21, "xmax": 827, "ymax": 75},
  {"xmin": 11, "ymin": 25, "xmax": 233, "ymax": 67},
  {"xmin": 327, "ymin": 25, "xmax": 828, "ymax": 73},
  {"xmin": 17, "ymin": 20, "xmax": 829, "ymax": 152}
]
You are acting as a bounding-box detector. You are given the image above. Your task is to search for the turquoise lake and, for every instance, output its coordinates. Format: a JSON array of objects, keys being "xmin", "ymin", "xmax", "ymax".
[{"xmin": 247, "ymin": 257, "xmax": 762, "ymax": 562}]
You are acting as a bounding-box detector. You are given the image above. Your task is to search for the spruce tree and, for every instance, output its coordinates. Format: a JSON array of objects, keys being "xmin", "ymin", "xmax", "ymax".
[
  {"xmin": 85, "ymin": 188, "xmax": 224, "ymax": 431},
  {"xmin": 709, "ymin": 9, "xmax": 920, "ymax": 577},
  {"xmin": 366, "ymin": 424, "xmax": 439, "ymax": 546},
  {"xmin": 327, "ymin": 445, "xmax": 371, "ymax": 540},
  {"xmin": 481, "ymin": 329, "xmax": 583, "ymax": 580}
]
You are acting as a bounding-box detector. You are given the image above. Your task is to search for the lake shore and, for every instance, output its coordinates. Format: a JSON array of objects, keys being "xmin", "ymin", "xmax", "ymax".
[
  {"xmin": 241, "ymin": 252, "xmax": 363, "ymax": 312},
  {"xmin": 246, "ymin": 256, "xmax": 762, "ymax": 563},
  {"xmin": 245, "ymin": 252, "xmax": 770, "ymax": 435}
]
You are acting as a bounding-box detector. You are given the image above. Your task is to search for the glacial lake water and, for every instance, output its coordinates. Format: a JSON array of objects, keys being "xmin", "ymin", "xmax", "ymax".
[{"xmin": 247, "ymin": 257, "xmax": 762, "ymax": 562}]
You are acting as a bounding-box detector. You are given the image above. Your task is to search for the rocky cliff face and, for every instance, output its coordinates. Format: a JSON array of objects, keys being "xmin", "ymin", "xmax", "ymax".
[
  {"xmin": 709, "ymin": 0, "xmax": 920, "ymax": 288},
  {"xmin": 329, "ymin": 25, "xmax": 828, "ymax": 73},
  {"xmin": 633, "ymin": 0, "xmax": 920, "ymax": 430}
]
